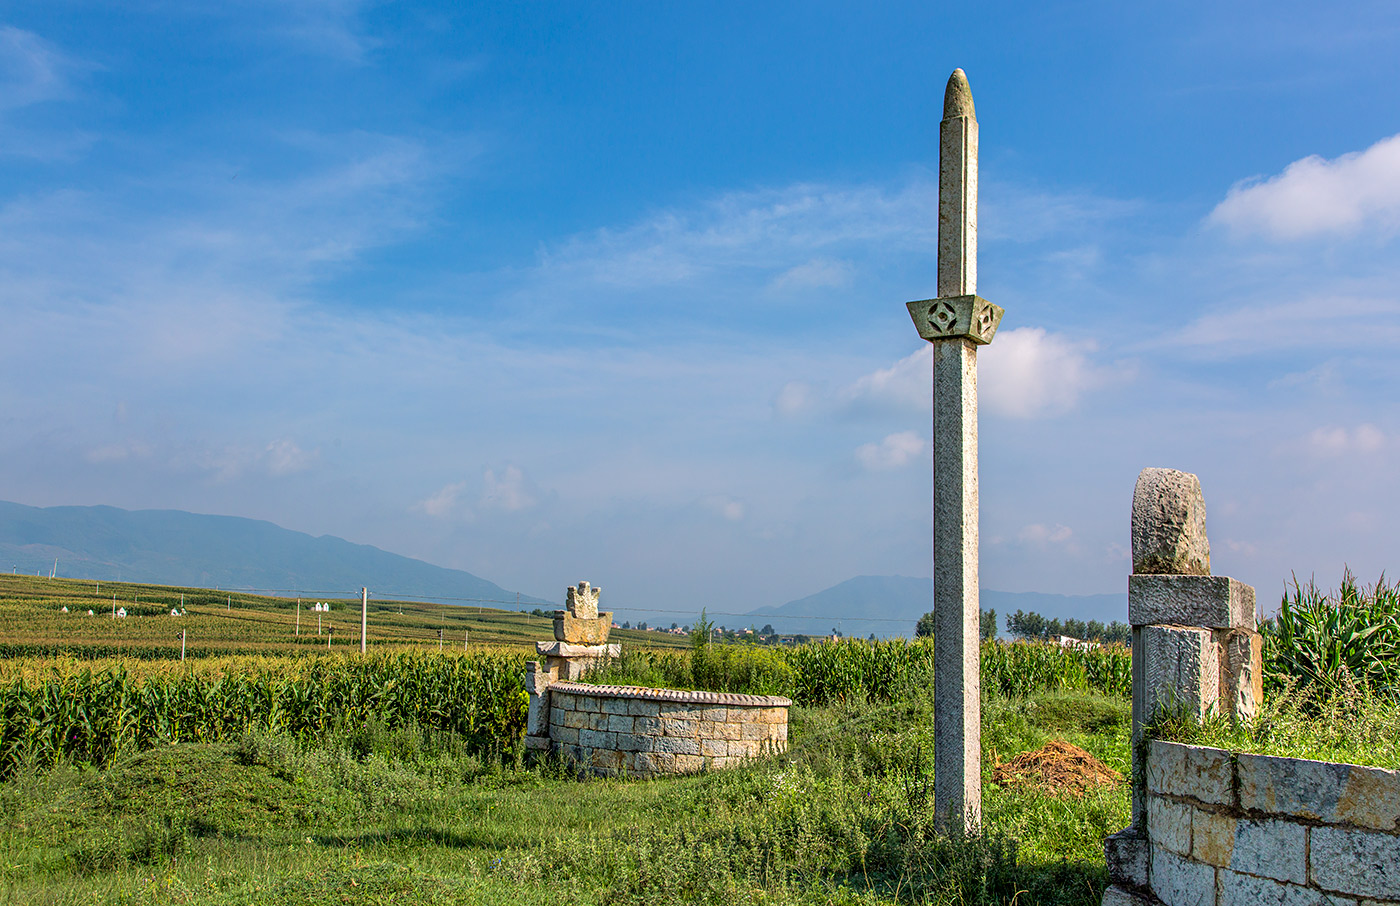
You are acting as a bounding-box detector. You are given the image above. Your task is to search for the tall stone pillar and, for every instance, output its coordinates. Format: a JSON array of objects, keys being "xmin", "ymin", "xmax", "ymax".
[{"xmin": 906, "ymin": 68, "xmax": 1005, "ymax": 833}]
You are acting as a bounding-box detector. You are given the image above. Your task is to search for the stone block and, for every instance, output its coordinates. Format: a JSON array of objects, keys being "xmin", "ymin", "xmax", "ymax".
[
  {"xmin": 633, "ymin": 716, "xmax": 662, "ymax": 735},
  {"xmin": 628, "ymin": 698, "xmax": 660, "ymax": 717},
  {"xmin": 1147, "ymin": 742, "xmax": 1234, "ymax": 807},
  {"xmin": 1147, "ymin": 794, "xmax": 1193, "ymax": 856},
  {"xmin": 590, "ymin": 748, "xmax": 625, "ymax": 774},
  {"xmin": 1140, "ymin": 626, "xmax": 1220, "ymax": 723},
  {"xmin": 588, "ymin": 711, "xmax": 609, "ymax": 731},
  {"xmin": 1151, "ymin": 844, "xmax": 1216, "ymax": 906},
  {"xmin": 553, "ymin": 725, "xmax": 579, "ymax": 746},
  {"xmin": 1132, "ymin": 468, "xmax": 1210, "ymax": 576},
  {"xmin": 662, "ymin": 718, "xmax": 692, "ymax": 737},
  {"xmin": 658, "ymin": 705, "xmax": 700, "ymax": 722},
  {"xmin": 601, "ymin": 697, "xmax": 630, "ymax": 716},
  {"xmin": 741, "ymin": 721, "xmax": 769, "ymax": 740},
  {"xmin": 701, "ymin": 738, "xmax": 729, "ymax": 758},
  {"xmin": 525, "ymin": 661, "xmax": 555, "ymax": 694},
  {"xmin": 1100, "ymin": 885, "xmax": 1159, "ymax": 906},
  {"xmin": 1335, "ymin": 763, "xmax": 1400, "ymax": 832},
  {"xmin": 1104, "ymin": 829, "xmax": 1149, "ymax": 888},
  {"xmin": 615, "ymin": 733, "xmax": 644, "ymax": 753},
  {"xmin": 606, "ymin": 714, "xmax": 633, "ymax": 733},
  {"xmin": 578, "ymin": 728, "xmax": 612, "ymax": 749},
  {"xmin": 524, "ymin": 734, "xmax": 550, "ymax": 751},
  {"xmin": 1218, "ymin": 628, "xmax": 1264, "ymax": 722},
  {"xmin": 550, "ymin": 692, "xmax": 574, "ymax": 711},
  {"xmin": 554, "ymin": 611, "xmax": 612, "ymax": 645},
  {"xmin": 673, "ymin": 754, "xmax": 705, "ymax": 773},
  {"xmin": 1192, "ymin": 809, "xmax": 1237, "ymax": 867},
  {"xmin": 703, "ymin": 707, "xmax": 727, "ymax": 722},
  {"xmin": 1130, "ymin": 575, "xmax": 1255, "ymax": 630},
  {"xmin": 1229, "ymin": 818, "xmax": 1305, "ymax": 884},
  {"xmin": 1238, "ymin": 753, "xmax": 1349, "ymax": 822},
  {"xmin": 652, "ymin": 736, "xmax": 701, "ymax": 756},
  {"xmin": 562, "ymin": 709, "xmax": 589, "ymax": 730},
  {"xmin": 1311, "ymin": 826, "xmax": 1400, "ymax": 899},
  {"xmin": 526, "ymin": 689, "xmax": 551, "ymax": 736},
  {"xmin": 1218, "ymin": 869, "xmax": 1338, "ymax": 906},
  {"xmin": 906, "ymin": 294, "xmax": 1004, "ymax": 345},
  {"xmin": 566, "ymin": 581, "xmax": 601, "ymax": 619},
  {"xmin": 718, "ymin": 721, "xmax": 742, "ymax": 741}
]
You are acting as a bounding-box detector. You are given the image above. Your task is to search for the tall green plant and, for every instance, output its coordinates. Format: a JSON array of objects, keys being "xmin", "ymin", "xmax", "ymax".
[{"xmin": 1262, "ymin": 571, "xmax": 1400, "ymax": 696}]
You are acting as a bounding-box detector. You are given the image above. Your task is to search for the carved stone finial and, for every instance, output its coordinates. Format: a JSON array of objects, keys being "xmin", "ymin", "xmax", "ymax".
[
  {"xmin": 1131, "ymin": 468, "xmax": 1210, "ymax": 576},
  {"xmin": 566, "ymin": 581, "xmax": 600, "ymax": 620}
]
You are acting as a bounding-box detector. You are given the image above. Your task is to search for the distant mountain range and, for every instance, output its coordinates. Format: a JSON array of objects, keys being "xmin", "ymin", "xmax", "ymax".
[
  {"xmin": 746, "ymin": 575, "xmax": 1126, "ymax": 639},
  {"xmin": 0, "ymin": 502, "xmax": 1125, "ymax": 636},
  {"xmin": 0, "ymin": 501, "xmax": 550, "ymax": 607}
]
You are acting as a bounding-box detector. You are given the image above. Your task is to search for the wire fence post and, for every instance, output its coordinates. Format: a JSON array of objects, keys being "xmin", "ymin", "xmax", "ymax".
[
  {"xmin": 180, "ymin": 629, "xmax": 186, "ymax": 662},
  {"xmin": 360, "ymin": 587, "xmax": 368, "ymax": 654}
]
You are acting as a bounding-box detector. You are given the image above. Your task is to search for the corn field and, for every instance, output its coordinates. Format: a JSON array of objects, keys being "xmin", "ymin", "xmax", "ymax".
[{"xmin": 0, "ymin": 650, "xmax": 527, "ymax": 776}]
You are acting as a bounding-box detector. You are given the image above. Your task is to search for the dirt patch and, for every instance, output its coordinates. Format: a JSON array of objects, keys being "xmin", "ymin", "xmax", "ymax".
[{"xmin": 992, "ymin": 738, "xmax": 1123, "ymax": 797}]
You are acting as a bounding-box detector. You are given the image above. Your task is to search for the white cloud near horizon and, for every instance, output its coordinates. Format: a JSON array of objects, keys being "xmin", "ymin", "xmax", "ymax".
[
  {"xmin": 1209, "ymin": 133, "xmax": 1400, "ymax": 240},
  {"xmin": 840, "ymin": 327, "xmax": 1114, "ymax": 419}
]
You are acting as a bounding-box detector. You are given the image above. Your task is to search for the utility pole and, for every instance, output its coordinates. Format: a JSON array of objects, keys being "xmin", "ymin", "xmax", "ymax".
[
  {"xmin": 180, "ymin": 629, "xmax": 186, "ymax": 662},
  {"xmin": 296, "ymin": 598, "xmax": 301, "ymax": 637},
  {"xmin": 360, "ymin": 588, "xmax": 368, "ymax": 654}
]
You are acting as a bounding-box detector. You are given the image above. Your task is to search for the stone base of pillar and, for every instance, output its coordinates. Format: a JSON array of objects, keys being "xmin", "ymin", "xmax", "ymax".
[{"xmin": 536, "ymin": 641, "xmax": 621, "ymax": 681}]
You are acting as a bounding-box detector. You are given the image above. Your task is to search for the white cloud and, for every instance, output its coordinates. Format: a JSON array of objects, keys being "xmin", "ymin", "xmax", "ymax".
[
  {"xmin": 0, "ymin": 26, "xmax": 77, "ymax": 112},
  {"xmin": 855, "ymin": 431, "xmax": 925, "ymax": 471},
  {"xmin": 264, "ymin": 439, "xmax": 317, "ymax": 476},
  {"xmin": 840, "ymin": 327, "xmax": 1111, "ymax": 420},
  {"xmin": 1018, "ymin": 523, "xmax": 1073, "ymax": 544},
  {"xmin": 1305, "ymin": 424, "xmax": 1386, "ymax": 457},
  {"xmin": 769, "ymin": 258, "xmax": 854, "ymax": 291},
  {"xmin": 1209, "ymin": 133, "xmax": 1400, "ymax": 239},
  {"xmin": 772, "ymin": 381, "xmax": 816, "ymax": 419},
  {"xmin": 840, "ymin": 346, "xmax": 930, "ymax": 415},
  {"xmin": 481, "ymin": 465, "xmax": 537, "ymax": 513},
  {"xmin": 415, "ymin": 481, "xmax": 470, "ymax": 518},
  {"xmin": 981, "ymin": 328, "xmax": 1109, "ymax": 418},
  {"xmin": 700, "ymin": 495, "xmax": 745, "ymax": 521}
]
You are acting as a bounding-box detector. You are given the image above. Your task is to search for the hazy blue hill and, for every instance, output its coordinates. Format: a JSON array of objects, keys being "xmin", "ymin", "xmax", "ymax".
[
  {"xmin": 747, "ymin": 575, "xmax": 1126, "ymax": 639},
  {"xmin": 0, "ymin": 501, "xmax": 549, "ymax": 606}
]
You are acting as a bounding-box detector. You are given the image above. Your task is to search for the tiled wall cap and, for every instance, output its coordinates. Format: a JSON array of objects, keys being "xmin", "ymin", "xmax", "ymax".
[{"xmin": 549, "ymin": 681, "xmax": 792, "ymax": 708}]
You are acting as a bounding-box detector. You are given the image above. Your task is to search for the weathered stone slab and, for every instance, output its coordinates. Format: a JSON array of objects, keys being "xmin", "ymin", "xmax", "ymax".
[
  {"xmin": 605, "ymin": 713, "xmax": 633, "ymax": 733},
  {"xmin": 566, "ymin": 581, "xmax": 601, "ymax": 619},
  {"xmin": 1140, "ymin": 628, "xmax": 1220, "ymax": 723},
  {"xmin": 524, "ymin": 734, "xmax": 549, "ymax": 751},
  {"xmin": 1104, "ymin": 828, "xmax": 1150, "ymax": 888},
  {"xmin": 1151, "ymin": 844, "xmax": 1216, "ymax": 906},
  {"xmin": 1218, "ymin": 628, "xmax": 1264, "ymax": 722},
  {"xmin": 1218, "ymin": 869, "xmax": 1340, "ymax": 906},
  {"xmin": 1191, "ymin": 808, "xmax": 1236, "ymax": 867},
  {"xmin": 1147, "ymin": 795, "xmax": 1193, "ymax": 856},
  {"xmin": 1311, "ymin": 826, "xmax": 1400, "ymax": 899},
  {"xmin": 553, "ymin": 611, "xmax": 613, "ymax": 645},
  {"xmin": 1147, "ymin": 741, "xmax": 1233, "ymax": 806},
  {"xmin": 1238, "ymin": 753, "xmax": 1348, "ymax": 822},
  {"xmin": 535, "ymin": 641, "xmax": 620, "ymax": 658},
  {"xmin": 1132, "ymin": 468, "xmax": 1210, "ymax": 576},
  {"xmin": 1129, "ymin": 575, "xmax": 1255, "ymax": 630},
  {"xmin": 1230, "ymin": 818, "xmax": 1306, "ymax": 884},
  {"xmin": 1334, "ymin": 763, "xmax": 1400, "ymax": 832},
  {"xmin": 906, "ymin": 294, "xmax": 1003, "ymax": 345},
  {"xmin": 1100, "ymin": 885, "xmax": 1159, "ymax": 906}
]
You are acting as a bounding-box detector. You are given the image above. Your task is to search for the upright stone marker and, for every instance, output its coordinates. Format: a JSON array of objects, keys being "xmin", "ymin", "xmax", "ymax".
[{"xmin": 906, "ymin": 68, "xmax": 1005, "ymax": 833}]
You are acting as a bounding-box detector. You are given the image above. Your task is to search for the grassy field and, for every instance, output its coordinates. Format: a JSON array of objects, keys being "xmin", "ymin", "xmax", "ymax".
[
  {"xmin": 0, "ymin": 574, "xmax": 686, "ymax": 658},
  {"xmin": 0, "ymin": 686, "xmax": 1130, "ymax": 906}
]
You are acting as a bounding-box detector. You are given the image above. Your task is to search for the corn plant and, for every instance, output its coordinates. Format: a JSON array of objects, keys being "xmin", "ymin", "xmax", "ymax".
[{"xmin": 1262, "ymin": 572, "xmax": 1400, "ymax": 697}]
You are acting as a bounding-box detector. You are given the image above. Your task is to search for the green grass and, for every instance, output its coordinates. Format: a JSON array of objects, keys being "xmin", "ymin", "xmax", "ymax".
[
  {"xmin": 1150, "ymin": 678, "xmax": 1400, "ymax": 769},
  {"xmin": 0, "ymin": 687, "xmax": 1130, "ymax": 906}
]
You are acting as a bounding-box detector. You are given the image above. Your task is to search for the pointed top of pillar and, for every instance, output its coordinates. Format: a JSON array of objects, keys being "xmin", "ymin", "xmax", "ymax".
[{"xmin": 942, "ymin": 68, "xmax": 975, "ymax": 121}]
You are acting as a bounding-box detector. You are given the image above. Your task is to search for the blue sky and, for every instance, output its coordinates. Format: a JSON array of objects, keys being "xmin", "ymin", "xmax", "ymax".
[{"xmin": 2, "ymin": 1, "xmax": 1399, "ymax": 616}]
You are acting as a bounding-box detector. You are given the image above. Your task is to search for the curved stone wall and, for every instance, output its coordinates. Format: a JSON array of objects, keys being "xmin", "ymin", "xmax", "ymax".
[
  {"xmin": 1104, "ymin": 739, "xmax": 1400, "ymax": 905},
  {"xmin": 542, "ymin": 682, "xmax": 790, "ymax": 777}
]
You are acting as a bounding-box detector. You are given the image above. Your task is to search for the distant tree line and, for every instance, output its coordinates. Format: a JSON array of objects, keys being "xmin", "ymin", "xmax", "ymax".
[
  {"xmin": 1004, "ymin": 610, "xmax": 1130, "ymax": 644},
  {"xmin": 915, "ymin": 608, "xmax": 999, "ymax": 642}
]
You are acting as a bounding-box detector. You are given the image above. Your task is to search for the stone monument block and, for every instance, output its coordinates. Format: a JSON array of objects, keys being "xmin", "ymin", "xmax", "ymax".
[
  {"xmin": 1132, "ymin": 468, "xmax": 1210, "ymax": 576},
  {"xmin": 1140, "ymin": 624, "xmax": 1219, "ymax": 722},
  {"xmin": 1217, "ymin": 627, "xmax": 1263, "ymax": 723},
  {"xmin": 1129, "ymin": 574, "xmax": 1256, "ymax": 630},
  {"xmin": 566, "ymin": 581, "xmax": 601, "ymax": 620},
  {"xmin": 554, "ymin": 611, "xmax": 613, "ymax": 644}
]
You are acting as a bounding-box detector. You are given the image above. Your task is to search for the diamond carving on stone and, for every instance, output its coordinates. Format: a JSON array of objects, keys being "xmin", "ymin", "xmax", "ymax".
[
  {"xmin": 976, "ymin": 304, "xmax": 994, "ymax": 336},
  {"xmin": 930, "ymin": 300, "xmax": 958, "ymax": 334}
]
